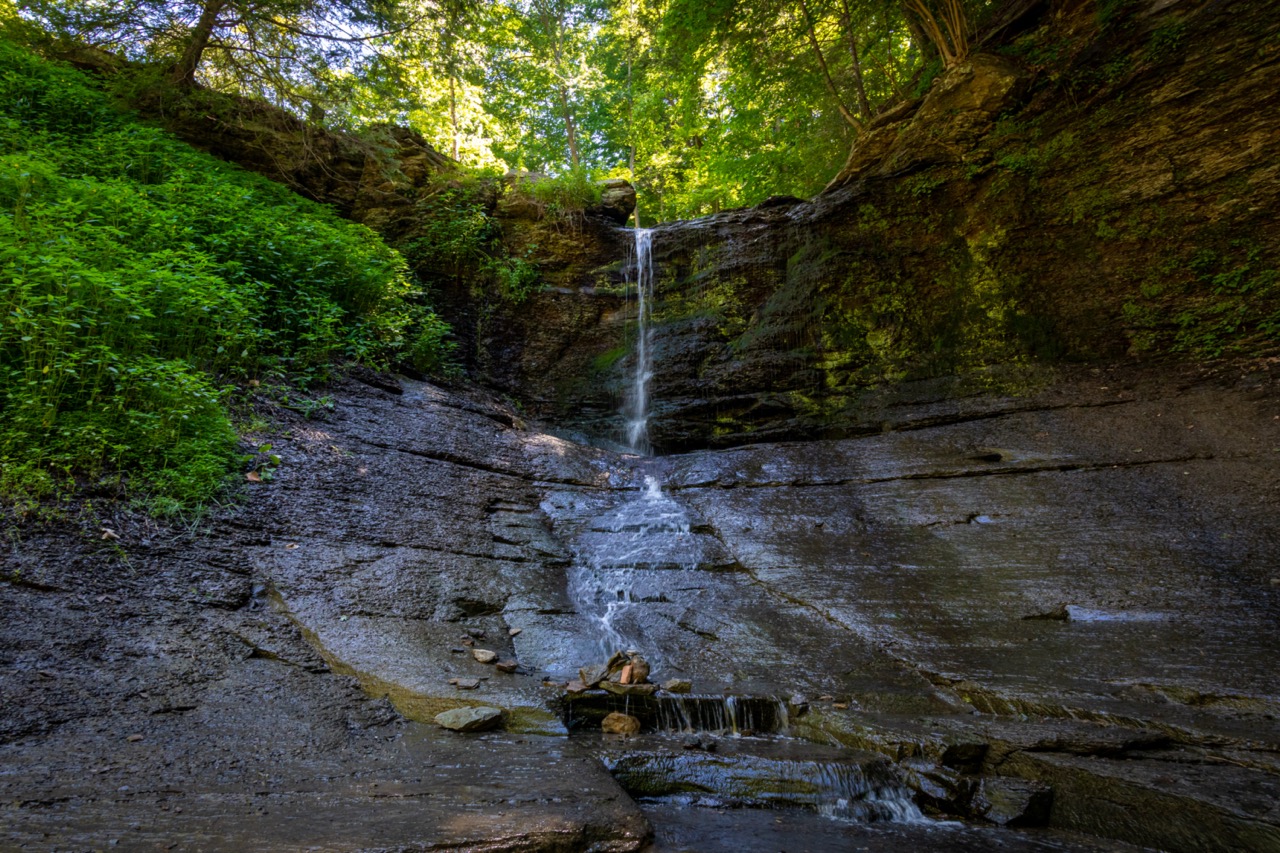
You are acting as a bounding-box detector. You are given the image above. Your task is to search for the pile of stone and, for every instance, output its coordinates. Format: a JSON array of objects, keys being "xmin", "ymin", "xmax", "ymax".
[
  {"xmin": 568, "ymin": 650, "xmax": 655, "ymax": 696},
  {"xmin": 563, "ymin": 650, "xmax": 695, "ymax": 736}
]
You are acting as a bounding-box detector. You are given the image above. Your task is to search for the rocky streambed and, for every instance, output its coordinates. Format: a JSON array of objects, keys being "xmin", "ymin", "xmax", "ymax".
[{"xmin": 3, "ymin": 359, "xmax": 1279, "ymax": 851}]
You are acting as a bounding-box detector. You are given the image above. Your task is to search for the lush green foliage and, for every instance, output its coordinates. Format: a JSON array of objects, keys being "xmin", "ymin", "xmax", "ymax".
[
  {"xmin": 0, "ymin": 38, "xmax": 450, "ymax": 509},
  {"xmin": 11, "ymin": 0, "xmax": 976, "ymax": 223}
]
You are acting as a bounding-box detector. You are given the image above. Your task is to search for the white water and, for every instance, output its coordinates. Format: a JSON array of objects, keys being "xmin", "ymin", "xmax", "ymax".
[
  {"xmin": 623, "ymin": 228, "xmax": 654, "ymax": 453},
  {"xmin": 566, "ymin": 474, "xmax": 691, "ymax": 663}
]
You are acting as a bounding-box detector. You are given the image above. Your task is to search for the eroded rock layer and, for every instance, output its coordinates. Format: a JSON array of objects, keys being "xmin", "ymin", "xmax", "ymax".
[
  {"xmin": 6, "ymin": 362, "xmax": 1275, "ymax": 850},
  {"xmin": 469, "ymin": 0, "xmax": 1280, "ymax": 451}
]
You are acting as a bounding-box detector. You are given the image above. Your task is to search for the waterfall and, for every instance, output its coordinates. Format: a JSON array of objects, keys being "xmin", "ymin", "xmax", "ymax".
[
  {"xmin": 564, "ymin": 474, "xmax": 689, "ymax": 664},
  {"xmin": 623, "ymin": 228, "xmax": 654, "ymax": 453}
]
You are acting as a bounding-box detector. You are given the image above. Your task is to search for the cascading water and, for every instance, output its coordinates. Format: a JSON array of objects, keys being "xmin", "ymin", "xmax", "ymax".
[
  {"xmin": 623, "ymin": 228, "xmax": 654, "ymax": 454},
  {"xmin": 565, "ymin": 474, "xmax": 689, "ymax": 664},
  {"xmin": 605, "ymin": 749, "xmax": 925, "ymax": 823}
]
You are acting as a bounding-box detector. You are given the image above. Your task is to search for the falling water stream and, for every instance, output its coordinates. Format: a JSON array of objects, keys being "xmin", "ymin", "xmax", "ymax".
[
  {"xmin": 554, "ymin": 226, "xmax": 925, "ymax": 836},
  {"xmin": 623, "ymin": 228, "xmax": 654, "ymax": 454}
]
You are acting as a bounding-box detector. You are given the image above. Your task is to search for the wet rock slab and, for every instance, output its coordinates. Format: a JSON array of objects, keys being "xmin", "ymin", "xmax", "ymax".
[
  {"xmin": 5, "ymin": 365, "xmax": 1279, "ymax": 852},
  {"xmin": 601, "ymin": 735, "xmax": 920, "ymax": 821},
  {"xmin": 643, "ymin": 802, "xmax": 1146, "ymax": 853},
  {"xmin": 3, "ymin": 725, "xmax": 649, "ymax": 851}
]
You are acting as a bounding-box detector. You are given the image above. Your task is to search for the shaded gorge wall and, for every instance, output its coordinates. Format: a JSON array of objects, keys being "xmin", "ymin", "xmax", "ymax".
[{"xmin": 465, "ymin": 0, "xmax": 1279, "ymax": 451}]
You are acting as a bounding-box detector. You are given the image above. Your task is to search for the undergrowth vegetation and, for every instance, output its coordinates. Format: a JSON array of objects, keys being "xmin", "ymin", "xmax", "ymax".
[{"xmin": 0, "ymin": 38, "xmax": 452, "ymax": 512}]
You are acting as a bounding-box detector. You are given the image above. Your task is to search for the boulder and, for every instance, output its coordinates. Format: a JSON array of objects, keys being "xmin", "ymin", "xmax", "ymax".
[
  {"xmin": 586, "ymin": 179, "xmax": 637, "ymax": 225},
  {"xmin": 434, "ymin": 706, "xmax": 504, "ymax": 733},
  {"xmin": 601, "ymin": 712, "xmax": 642, "ymax": 735}
]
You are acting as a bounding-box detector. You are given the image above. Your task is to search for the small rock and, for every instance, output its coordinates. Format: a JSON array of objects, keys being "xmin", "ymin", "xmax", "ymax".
[
  {"xmin": 435, "ymin": 706, "xmax": 504, "ymax": 733},
  {"xmin": 1023, "ymin": 604, "xmax": 1071, "ymax": 621},
  {"xmin": 627, "ymin": 654, "xmax": 651, "ymax": 683},
  {"xmin": 472, "ymin": 649, "xmax": 498, "ymax": 664},
  {"xmin": 818, "ymin": 695, "xmax": 835, "ymax": 701},
  {"xmin": 601, "ymin": 712, "xmax": 641, "ymax": 735},
  {"xmin": 449, "ymin": 647, "xmax": 466, "ymax": 654},
  {"xmin": 451, "ymin": 677, "xmax": 481, "ymax": 690},
  {"xmin": 682, "ymin": 735, "xmax": 718, "ymax": 752},
  {"xmin": 579, "ymin": 663, "xmax": 609, "ymax": 688},
  {"xmin": 903, "ymin": 758, "xmax": 977, "ymax": 815},
  {"xmin": 975, "ymin": 777, "xmax": 1052, "ymax": 827},
  {"xmin": 468, "ymin": 629, "xmax": 486, "ymax": 639},
  {"xmin": 460, "ymin": 637, "xmax": 475, "ymax": 647},
  {"xmin": 125, "ymin": 734, "xmax": 143, "ymax": 742},
  {"xmin": 599, "ymin": 681, "xmax": 658, "ymax": 697},
  {"xmin": 941, "ymin": 738, "xmax": 988, "ymax": 772},
  {"xmin": 495, "ymin": 660, "xmax": 518, "ymax": 673},
  {"xmin": 833, "ymin": 702, "xmax": 849, "ymax": 710},
  {"xmin": 508, "ymin": 627, "xmax": 523, "ymax": 636},
  {"xmin": 564, "ymin": 679, "xmax": 589, "ymax": 694},
  {"xmin": 662, "ymin": 679, "xmax": 693, "ymax": 694},
  {"xmin": 605, "ymin": 650, "xmax": 630, "ymax": 676}
]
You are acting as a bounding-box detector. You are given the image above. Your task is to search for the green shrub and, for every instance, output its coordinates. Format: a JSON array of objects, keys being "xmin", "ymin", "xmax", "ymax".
[
  {"xmin": 0, "ymin": 38, "xmax": 453, "ymax": 509},
  {"xmin": 404, "ymin": 182, "xmax": 546, "ymax": 305},
  {"xmin": 522, "ymin": 168, "xmax": 603, "ymax": 216}
]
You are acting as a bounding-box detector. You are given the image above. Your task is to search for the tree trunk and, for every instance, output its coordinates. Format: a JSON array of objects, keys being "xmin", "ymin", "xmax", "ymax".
[
  {"xmin": 558, "ymin": 86, "xmax": 579, "ymax": 170},
  {"xmin": 798, "ymin": 0, "xmax": 863, "ymax": 130},
  {"xmin": 449, "ymin": 74, "xmax": 459, "ymax": 161},
  {"xmin": 172, "ymin": 0, "xmax": 229, "ymax": 86},
  {"xmin": 903, "ymin": 5, "xmax": 940, "ymax": 65},
  {"xmin": 838, "ymin": 0, "xmax": 873, "ymax": 120}
]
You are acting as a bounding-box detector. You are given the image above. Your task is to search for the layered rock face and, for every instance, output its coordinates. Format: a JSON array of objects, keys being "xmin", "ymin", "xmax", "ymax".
[
  {"xmin": 470, "ymin": 0, "xmax": 1280, "ymax": 451},
  {"xmin": 8, "ymin": 362, "xmax": 1276, "ymax": 850}
]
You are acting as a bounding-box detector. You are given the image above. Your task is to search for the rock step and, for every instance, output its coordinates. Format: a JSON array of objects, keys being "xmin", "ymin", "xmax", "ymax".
[
  {"xmin": 599, "ymin": 737, "xmax": 922, "ymax": 823},
  {"xmin": 565, "ymin": 692, "xmax": 791, "ymax": 735}
]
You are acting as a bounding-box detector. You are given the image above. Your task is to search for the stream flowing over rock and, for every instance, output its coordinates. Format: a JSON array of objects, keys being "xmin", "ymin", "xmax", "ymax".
[
  {"xmin": 6, "ymin": 360, "xmax": 1276, "ymax": 850},
  {"xmin": 7, "ymin": 1, "xmax": 1280, "ymax": 850},
  {"xmin": 432, "ymin": 0, "xmax": 1280, "ymax": 454}
]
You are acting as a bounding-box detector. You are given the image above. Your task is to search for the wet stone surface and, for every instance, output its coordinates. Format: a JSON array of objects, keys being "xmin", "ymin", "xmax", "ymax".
[{"xmin": 3, "ymin": 364, "xmax": 1279, "ymax": 851}]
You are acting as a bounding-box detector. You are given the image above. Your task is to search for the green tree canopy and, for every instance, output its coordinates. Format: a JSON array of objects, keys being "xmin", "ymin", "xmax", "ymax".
[{"xmin": 11, "ymin": 0, "xmax": 989, "ymax": 220}]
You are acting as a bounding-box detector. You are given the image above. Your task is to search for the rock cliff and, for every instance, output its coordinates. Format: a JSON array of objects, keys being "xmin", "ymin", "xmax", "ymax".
[{"xmin": 465, "ymin": 0, "xmax": 1280, "ymax": 451}]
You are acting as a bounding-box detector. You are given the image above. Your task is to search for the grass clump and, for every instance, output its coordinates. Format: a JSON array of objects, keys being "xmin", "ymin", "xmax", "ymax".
[{"xmin": 0, "ymin": 37, "xmax": 453, "ymax": 511}]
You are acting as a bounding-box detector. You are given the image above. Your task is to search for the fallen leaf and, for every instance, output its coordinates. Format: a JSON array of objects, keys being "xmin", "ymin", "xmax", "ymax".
[
  {"xmin": 284, "ymin": 542, "xmax": 299, "ymax": 550},
  {"xmin": 126, "ymin": 734, "xmax": 143, "ymax": 742},
  {"xmin": 100, "ymin": 528, "xmax": 119, "ymax": 541},
  {"xmin": 246, "ymin": 471, "xmax": 262, "ymax": 483},
  {"xmin": 508, "ymin": 628, "xmax": 522, "ymax": 637}
]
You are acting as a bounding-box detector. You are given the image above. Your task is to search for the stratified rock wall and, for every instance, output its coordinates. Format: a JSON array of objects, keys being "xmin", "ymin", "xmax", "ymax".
[{"xmin": 476, "ymin": 0, "xmax": 1280, "ymax": 451}]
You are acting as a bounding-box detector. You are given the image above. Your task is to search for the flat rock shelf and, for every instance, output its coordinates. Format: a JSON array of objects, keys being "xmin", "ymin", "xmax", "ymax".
[{"xmin": 3, "ymin": 361, "xmax": 1278, "ymax": 851}]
